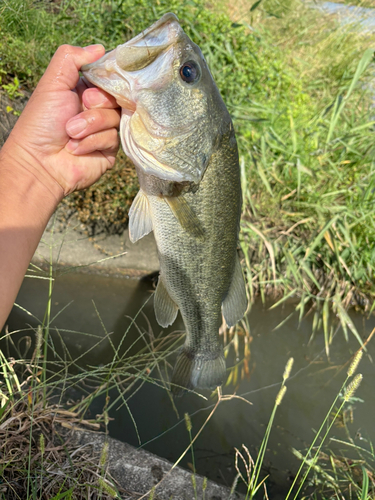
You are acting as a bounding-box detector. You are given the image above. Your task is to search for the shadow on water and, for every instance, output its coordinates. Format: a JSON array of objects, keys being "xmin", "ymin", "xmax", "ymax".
[
  {"xmin": 3, "ymin": 271, "xmax": 375, "ymax": 498},
  {"xmin": 4, "ymin": 271, "xmax": 184, "ymax": 367}
]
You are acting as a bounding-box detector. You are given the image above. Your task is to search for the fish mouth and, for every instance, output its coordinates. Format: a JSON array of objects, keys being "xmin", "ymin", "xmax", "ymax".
[{"xmin": 81, "ymin": 13, "xmax": 182, "ymax": 111}]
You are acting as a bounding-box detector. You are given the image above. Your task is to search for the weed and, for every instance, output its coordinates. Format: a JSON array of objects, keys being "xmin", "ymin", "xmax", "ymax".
[
  {"xmin": 2, "ymin": 76, "xmax": 23, "ymax": 100},
  {"xmin": 2, "ymin": 0, "xmax": 375, "ymax": 497}
]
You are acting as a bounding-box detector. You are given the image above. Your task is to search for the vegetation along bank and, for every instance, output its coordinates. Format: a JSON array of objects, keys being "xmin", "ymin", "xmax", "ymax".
[{"xmin": 1, "ymin": 1, "xmax": 375, "ymax": 499}]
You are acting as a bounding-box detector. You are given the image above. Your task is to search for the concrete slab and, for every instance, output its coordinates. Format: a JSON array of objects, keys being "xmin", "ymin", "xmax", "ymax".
[
  {"xmin": 32, "ymin": 209, "xmax": 160, "ymax": 278},
  {"xmin": 68, "ymin": 429, "xmax": 244, "ymax": 500}
]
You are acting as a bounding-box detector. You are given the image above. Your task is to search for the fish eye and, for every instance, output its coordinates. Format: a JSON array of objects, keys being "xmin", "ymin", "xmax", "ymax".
[{"xmin": 179, "ymin": 61, "xmax": 200, "ymax": 84}]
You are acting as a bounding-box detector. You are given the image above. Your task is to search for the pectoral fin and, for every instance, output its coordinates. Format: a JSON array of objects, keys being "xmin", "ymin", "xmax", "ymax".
[
  {"xmin": 128, "ymin": 189, "xmax": 153, "ymax": 243},
  {"xmin": 164, "ymin": 196, "xmax": 204, "ymax": 237},
  {"xmin": 154, "ymin": 276, "xmax": 179, "ymax": 328},
  {"xmin": 222, "ymin": 256, "xmax": 248, "ymax": 327}
]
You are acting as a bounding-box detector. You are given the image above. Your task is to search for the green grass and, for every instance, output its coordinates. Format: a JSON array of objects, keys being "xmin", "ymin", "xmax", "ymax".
[
  {"xmin": 2, "ymin": 2, "xmax": 375, "ymax": 493},
  {"xmin": 1, "ymin": 0, "xmax": 375, "ymax": 358},
  {"xmin": 220, "ymin": 0, "xmax": 375, "ymax": 348},
  {"xmin": 2, "ymin": 321, "xmax": 373, "ymax": 499}
]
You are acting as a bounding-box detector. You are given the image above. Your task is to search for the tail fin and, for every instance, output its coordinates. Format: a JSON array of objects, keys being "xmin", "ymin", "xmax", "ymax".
[{"xmin": 170, "ymin": 349, "xmax": 226, "ymax": 396}]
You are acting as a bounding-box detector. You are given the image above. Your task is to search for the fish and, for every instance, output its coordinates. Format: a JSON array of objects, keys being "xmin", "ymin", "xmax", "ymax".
[{"xmin": 82, "ymin": 13, "xmax": 248, "ymax": 395}]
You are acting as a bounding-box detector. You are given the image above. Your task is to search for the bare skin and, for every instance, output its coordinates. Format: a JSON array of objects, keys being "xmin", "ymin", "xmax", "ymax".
[{"xmin": 0, "ymin": 44, "xmax": 121, "ymax": 330}]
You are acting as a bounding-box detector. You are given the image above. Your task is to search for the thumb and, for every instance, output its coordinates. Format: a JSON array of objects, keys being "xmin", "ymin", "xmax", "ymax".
[{"xmin": 38, "ymin": 44, "xmax": 105, "ymax": 92}]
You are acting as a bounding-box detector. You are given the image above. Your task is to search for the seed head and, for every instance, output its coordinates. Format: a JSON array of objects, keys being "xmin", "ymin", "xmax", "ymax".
[
  {"xmin": 230, "ymin": 474, "xmax": 240, "ymax": 496},
  {"xmin": 35, "ymin": 325, "xmax": 43, "ymax": 359},
  {"xmin": 148, "ymin": 486, "xmax": 156, "ymax": 500},
  {"xmin": 202, "ymin": 477, "xmax": 207, "ymax": 491},
  {"xmin": 184, "ymin": 413, "xmax": 192, "ymax": 433},
  {"xmin": 347, "ymin": 351, "xmax": 363, "ymax": 377},
  {"xmin": 344, "ymin": 374, "xmax": 363, "ymax": 402},
  {"xmin": 98, "ymin": 478, "xmax": 117, "ymax": 498},
  {"xmin": 191, "ymin": 474, "xmax": 197, "ymax": 489},
  {"xmin": 100, "ymin": 441, "xmax": 109, "ymax": 466},
  {"xmin": 276, "ymin": 385, "xmax": 287, "ymax": 406},
  {"xmin": 39, "ymin": 434, "xmax": 45, "ymax": 457},
  {"xmin": 283, "ymin": 357, "xmax": 294, "ymax": 382},
  {"xmin": 104, "ymin": 410, "xmax": 110, "ymax": 427}
]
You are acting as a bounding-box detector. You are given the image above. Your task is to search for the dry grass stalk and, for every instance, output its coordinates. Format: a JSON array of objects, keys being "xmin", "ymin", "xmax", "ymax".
[{"xmin": 0, "ymin": 391, "xmax": 122, "ymax": 500}]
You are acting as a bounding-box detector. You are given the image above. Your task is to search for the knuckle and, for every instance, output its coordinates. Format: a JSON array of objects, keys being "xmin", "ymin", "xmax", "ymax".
[{"xmin": 55, "ymin": 44, "xmax": 74, "ymax": 57}]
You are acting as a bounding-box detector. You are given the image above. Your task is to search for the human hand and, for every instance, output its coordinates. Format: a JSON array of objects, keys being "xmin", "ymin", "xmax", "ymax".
[{"xmin": 1, "ymin": 44, "xmax": 121, "ymax": 201}]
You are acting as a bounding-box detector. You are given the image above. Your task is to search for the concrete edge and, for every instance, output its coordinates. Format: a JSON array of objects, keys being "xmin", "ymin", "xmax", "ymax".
[{"xmin": 65, "ymin": 428, "xmax": 244, "ymax": 500}]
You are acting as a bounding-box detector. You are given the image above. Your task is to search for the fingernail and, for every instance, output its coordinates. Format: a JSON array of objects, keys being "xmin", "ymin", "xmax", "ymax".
[
  {"xmin": 66, "ymin": 118, "xmax": 87, "ymax": 137},
  {"xmin": 83, "ymin": 44, "xmax": 104, "ymax": 53},
  {"xmin": 66, "ymin": 139, "xmax": 80, "ymax": 152},
  {"xmin": 84, "ymin": 89, "xmax": 107, "ymax": 107}
]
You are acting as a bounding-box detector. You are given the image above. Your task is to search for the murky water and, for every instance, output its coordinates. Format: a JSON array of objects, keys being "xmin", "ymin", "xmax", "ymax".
[{"xmin": 3, "ymin": 271, "xmax": 375, "ymax": 498}]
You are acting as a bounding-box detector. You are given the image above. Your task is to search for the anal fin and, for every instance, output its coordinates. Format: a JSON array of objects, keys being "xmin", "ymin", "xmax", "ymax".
[
  {"xmin": 164, "ymin": 195, "xmax": 204, "ymax": 237},
  {"xmin": 154, "ymin": 276, "xmax": 179, "ymax": 328},
  {"xmin": 222, "ymin": 256, "xmax": 248, "ymax": 327},
  {"xmin": 128, "ymin": 189, "xmax": 153, "ymax": 243}
]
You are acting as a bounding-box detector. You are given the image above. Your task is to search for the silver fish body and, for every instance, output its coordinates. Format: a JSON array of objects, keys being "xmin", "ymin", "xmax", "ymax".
[{"xmin": 82, "ymin": 13, "xmax": 248, "ymax": 394}]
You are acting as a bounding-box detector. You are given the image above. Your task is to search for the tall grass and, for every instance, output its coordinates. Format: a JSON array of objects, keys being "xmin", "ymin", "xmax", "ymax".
[
  {"xmin": 1, "ymin": 228, "xmax": 375, "ymax": 499},
  {"xmin": 219, "ymin": 0, "xmax": 375, "ymax": 351}
]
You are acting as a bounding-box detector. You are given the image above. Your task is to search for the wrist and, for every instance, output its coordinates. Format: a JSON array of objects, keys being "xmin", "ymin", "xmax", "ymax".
[
  {"xmin": 0, "ymin": 142, "xmax": 62, "ymax": 228},
  {"xmin": 0, "ymin": 133, "xmax": 65, "ymax": 205}
]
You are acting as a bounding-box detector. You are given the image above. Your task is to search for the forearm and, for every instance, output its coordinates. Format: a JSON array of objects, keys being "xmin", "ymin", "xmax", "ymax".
[
  {"xmin": 0, "ymin": 45, "xmax": 120, "ymax": 331},
  {"xmin": 0, "ymin": 142, "xmax": 62, "ymax": 330}
]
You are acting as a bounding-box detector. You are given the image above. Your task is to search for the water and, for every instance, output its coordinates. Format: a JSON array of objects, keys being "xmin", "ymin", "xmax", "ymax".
[
  {"xmin": 320, "ymin": 2, "xmax": 375, "ymax": 31},
  {"xmin": 3, "ymin": 271, "xmax": 375, "ymax": 498}
]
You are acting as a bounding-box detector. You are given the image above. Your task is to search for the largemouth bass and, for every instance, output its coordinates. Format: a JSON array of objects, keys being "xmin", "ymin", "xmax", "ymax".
[{"xmin": 82, "ymin": 13, "xmax": 248, "ymax": 394}]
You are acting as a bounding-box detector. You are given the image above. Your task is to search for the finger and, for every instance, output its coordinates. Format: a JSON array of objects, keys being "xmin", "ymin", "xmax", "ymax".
[
  {"xmin": 101, "ymin": 148, "xmax": 118, "ymax": 168},
  {"xmin": 66, "ymin": 108, "xmax": 121, "ymax": 139},
  {"xmin": 38, "ymin": 44, "xmax": 105, "ymax": 93},
  {"xmin": 64, "ymin": 152, "xmax": 116, "ymax": 195},
  {"xmin": 74, "ymin": 77, "xmax": 90, "ymax": 105},
  {"xmin": 82, "ymin": 88, "xmax": 119, "ymax": 109},
  {"xmin": 66, "ymin": 128, "xmax": 120, "ymax": 156}
]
